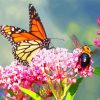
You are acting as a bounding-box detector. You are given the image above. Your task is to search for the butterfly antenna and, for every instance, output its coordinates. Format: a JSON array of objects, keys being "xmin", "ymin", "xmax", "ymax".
[
  {"xmin": 50, "ymin": 42, "xmax": 55, "ymax": 48},
  {"xmin": 50, "ymin": 38, "xmax": 65, "ymax": 41}
]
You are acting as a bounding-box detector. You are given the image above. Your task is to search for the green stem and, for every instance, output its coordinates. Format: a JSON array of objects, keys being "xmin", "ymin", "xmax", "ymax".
[
  {"xmin": 49, "ymin": 79, "xmax": 57, "ymax": 99},
  {"xmin": 49, "ymin": 78, "xmax": 71, "ymax": 100},
  {"xmin": 57, "ymin": 79, "xmax": 71, "ymax": 100}
]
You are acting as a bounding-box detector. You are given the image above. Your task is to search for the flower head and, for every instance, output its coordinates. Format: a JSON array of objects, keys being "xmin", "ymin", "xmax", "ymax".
[
  {"xmin": 30, "ymin": 48, "xmax": 94, "ymax": 82},
  {"xmin": 0, "ymin": 61, "xmax": 34, "ymax": 99}
]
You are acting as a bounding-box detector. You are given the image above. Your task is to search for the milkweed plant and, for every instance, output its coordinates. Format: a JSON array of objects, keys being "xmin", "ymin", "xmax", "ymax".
[{"xmin": 0, "ymin": 18, "xmax": 100, "ymax": 100}]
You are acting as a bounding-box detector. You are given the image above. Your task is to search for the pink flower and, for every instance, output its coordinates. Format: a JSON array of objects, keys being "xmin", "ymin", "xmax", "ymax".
[
  {"xmin": 97, "ymin": 16, "xmax": 100, "ymax": 25},
  {"xmin": 94, "ymin": 16, "xmax": 100, "ymax": 47},
  {"xmin": 97, "ymin": 28, "xmax": 100, "ymax": 35},
  {"xmin": 94, "ymin": 38, "xmax": 100, "ymax": 47},
  {"xmin": 0, "ymin": 61, "xmax": 35, "ymax": 99}
]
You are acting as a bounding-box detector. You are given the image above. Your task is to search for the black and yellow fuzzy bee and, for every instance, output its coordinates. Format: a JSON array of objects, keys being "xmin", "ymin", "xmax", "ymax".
[{"xmin": 71, "ymin": 35, "xmax": 91, "ymax": 69}]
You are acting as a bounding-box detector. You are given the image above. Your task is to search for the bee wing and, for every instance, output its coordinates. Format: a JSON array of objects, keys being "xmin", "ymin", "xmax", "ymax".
[{"xmin": 71, "ymin": 35, "xmax": 82, "ymax": 48}]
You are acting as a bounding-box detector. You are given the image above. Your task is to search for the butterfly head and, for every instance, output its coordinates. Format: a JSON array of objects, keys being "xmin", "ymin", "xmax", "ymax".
[{"xmin": 42, "ymin": 38, "xmax": 50, "ymax": 49}]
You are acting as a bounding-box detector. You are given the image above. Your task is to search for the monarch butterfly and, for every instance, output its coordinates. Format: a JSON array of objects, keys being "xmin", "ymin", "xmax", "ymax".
[{"xmin": 0, "ymin": 4, "xmax": 51, "ymax": 67}]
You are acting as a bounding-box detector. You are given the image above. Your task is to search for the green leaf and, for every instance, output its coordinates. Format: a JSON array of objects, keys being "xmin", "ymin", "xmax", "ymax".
[
  {"xmin": 66, "ymin": 78, "xmax": 83, "ymax": 100},
  {"xmin": 19, "ymin": 86, "xmax": 43, "ymax": 100},
  {"xmin": 49, "ymin": 81, "xmax": 57, "ymax": 98},
  {"xmin": 7, "ymin": 89, "xmax": 14, "ymax": 96},
  {"xmin": 93, "ymin": 67, "xmax": 100, "ymax": 76},
  {"xmin": 97, "ymin": 98, "xmax": 100, "ymax": 100},
  {"xmin": 66, "ymin": 92, "xmax": 73, "ymax": 100}
]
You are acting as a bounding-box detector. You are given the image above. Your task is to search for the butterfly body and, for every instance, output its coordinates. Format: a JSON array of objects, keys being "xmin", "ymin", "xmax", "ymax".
[
  {"xmin": 41, "ymin": 38, "xmax": 51, "ymax": 49},
  {"xmin": 0, "ymin": 4, "xmax": 51, "ymax": 67}
]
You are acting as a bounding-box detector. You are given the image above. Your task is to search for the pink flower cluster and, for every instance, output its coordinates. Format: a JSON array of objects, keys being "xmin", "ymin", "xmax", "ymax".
[
  {"xmin": 31, "ymin": 48, "xmax": 94, "ymax": 81},
  {"xmin": 0, "ymin": 48, "xmax": 94, "ymax": 99},
  {"xmin": 94, "ymin": 16, "xmax": 100, "ymax": 47},
  {"xmin": 0, "ymin": 62, "xmax": 31, "ymax": 89},
  {"xmin": 0, "ymin": 63, "xmax": 46, "ymax": 99},
  {"xmin": 0, "ymin": 61, "xmax": 34, "ymax": 100}
]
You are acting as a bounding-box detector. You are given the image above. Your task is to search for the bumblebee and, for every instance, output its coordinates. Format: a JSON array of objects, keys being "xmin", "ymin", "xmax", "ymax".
[
  {"xmin": 71, "ymin": 35, "xmax": 91, "ymax": 69},
  {"xmin": 78, "ymin": 45, "xmax": 91, "ymax": 68}
]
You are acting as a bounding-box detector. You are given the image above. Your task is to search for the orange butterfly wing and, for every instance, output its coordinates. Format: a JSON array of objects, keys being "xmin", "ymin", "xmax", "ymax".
[
  {"xmin": 0, "ymin": 4, "xmax": 48, "ymax": 44},
  {"xmin": 0, "ymin": 25, "xmax": 42, "ymax": 66},
  {"xmin": 29, "ymin": 4, "xmax": 47, "ymax": 41},
  {"xmin": 0, "ymin": 25, "xmax": 37, "ymax": 43}
]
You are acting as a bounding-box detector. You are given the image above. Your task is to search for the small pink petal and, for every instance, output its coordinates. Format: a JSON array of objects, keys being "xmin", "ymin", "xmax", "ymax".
[
  {"xmin": 87, "ymin": 72, "xmax": 93, "ymax": 77},
  {"xmin": 72, "ymin": 78, "xmax": 76, "ymax": 83}
]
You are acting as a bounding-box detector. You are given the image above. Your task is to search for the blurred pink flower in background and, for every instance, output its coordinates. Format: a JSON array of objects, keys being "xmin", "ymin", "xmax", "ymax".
[
  {"xmin": 97, "ymin": 16, "xmax": 100, "ymax": 25},
  {"xmin": 94, "ymin": 38, "xmax": 100, "ymax": 47},
  {"xmin": 94, "ymin": 16, "xmax": 100, "ymax": 47}
]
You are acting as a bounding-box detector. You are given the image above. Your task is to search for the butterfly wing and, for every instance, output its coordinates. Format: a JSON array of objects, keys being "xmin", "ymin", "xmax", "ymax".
[
  {"xmin": 29, "ymin": 4, "xmax": 47, "ymax": 41},
  {"xmin": 0, "ymin": 25, "xmax": 42, "ymax": 66},
  {"xmin": 0, "ymin": 25, "xmax": 37, "ymax": 43},
  {"xmin": 13, "ymin": 40, "xmax": 41, "ymax": 66}
]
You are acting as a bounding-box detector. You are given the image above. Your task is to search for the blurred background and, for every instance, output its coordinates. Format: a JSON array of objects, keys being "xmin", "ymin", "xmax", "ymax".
[{"xmin": 0, "ymin": 0, "xmax": 100, "ymax": 100}]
